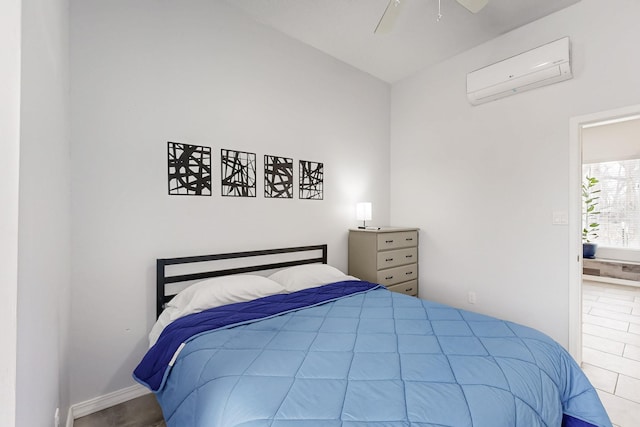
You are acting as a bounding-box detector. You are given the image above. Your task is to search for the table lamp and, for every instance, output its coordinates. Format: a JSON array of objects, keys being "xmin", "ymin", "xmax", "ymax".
[{"xmin": 356, "ymin": 202, "xmax": 372, "ymax": 229}]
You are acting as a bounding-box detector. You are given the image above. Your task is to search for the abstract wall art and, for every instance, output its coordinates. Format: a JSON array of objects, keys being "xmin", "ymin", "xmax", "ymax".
[
  {"xmin": 264, "ymin": 155, "xmax": 293, "ymax": 199},
  {"xmin": 167, "ymin": 142, "xmax": 324, "ymax": 201},
  {"xmin": 167, "ymin": 141, "xmax": 212, "ymax": 196},
  {"xmin": 220, "ymin": 149, "xmax": 256, "ymax": 197},
  {"xmin": 299, "ymin": 160, "xmax": 324, "ymax": 200}
]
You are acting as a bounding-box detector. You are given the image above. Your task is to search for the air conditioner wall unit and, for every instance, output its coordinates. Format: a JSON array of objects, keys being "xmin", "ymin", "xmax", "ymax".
[{"xmin": 467, "ymin": 37, "xmax": 572, "ymax": 106}]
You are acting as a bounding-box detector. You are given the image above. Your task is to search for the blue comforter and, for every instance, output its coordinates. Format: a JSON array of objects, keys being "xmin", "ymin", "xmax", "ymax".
[{"xmin": 134, "ymin": 280, "xmax": 611, "ymax": 427}]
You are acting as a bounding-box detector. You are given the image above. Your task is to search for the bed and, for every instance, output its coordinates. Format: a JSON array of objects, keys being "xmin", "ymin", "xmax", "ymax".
[{"xmin": 134, "ymin": 244, "xmax": 612, "ymax": 427}]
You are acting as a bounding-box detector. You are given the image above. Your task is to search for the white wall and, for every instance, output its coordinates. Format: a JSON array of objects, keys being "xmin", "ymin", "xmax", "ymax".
[
  {"xmin": 17, "ymin": 0, "xmax": 71, "ymax": 425},
  {"xmin": 583, "ymin": 118, "xmax": 640, "ymax": 163},
  {"xmin": 69, "ymin": 0, "xmax": 390, "ymax": 403},
  {"xmin": 390, "ymin": 0, "xmax": 640, "ymax": 346},
  {"xmin": 0, "ymin": 1, "xmax": 21, "ymax": 426}
]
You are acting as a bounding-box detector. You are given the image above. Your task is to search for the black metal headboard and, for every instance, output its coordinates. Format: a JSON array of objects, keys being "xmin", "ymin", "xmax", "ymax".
[{"xmin": 156, "ymin": 244, "xmax": 328, "ymax": 318}]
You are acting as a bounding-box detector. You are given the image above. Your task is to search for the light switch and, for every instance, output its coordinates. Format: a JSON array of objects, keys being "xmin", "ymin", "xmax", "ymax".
[{"xmin": 552, "ymin": 211, "xmax": 568, "ymax": 225}]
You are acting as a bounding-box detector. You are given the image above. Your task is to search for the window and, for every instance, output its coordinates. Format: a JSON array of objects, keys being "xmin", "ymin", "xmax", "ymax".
[{"xmin": 583, "ymin": 159, "xmax": 640, "ymax": 249}]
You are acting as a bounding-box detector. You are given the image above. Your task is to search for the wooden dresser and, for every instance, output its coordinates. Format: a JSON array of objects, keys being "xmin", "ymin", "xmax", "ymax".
[{"xmin": 348, "ymin": 227, "xmax": 419, "ymax": 297}]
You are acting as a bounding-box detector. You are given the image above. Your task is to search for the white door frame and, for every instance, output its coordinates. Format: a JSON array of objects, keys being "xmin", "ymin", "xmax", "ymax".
[{"xmin": 568, "ymin": 103, "xmax": 640, "ymax": 363}]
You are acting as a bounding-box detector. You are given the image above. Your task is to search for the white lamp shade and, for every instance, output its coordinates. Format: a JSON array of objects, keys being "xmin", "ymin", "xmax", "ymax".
[{"xmin": 356, "ymin": 202, "xmax": 372, "ymax": 221}]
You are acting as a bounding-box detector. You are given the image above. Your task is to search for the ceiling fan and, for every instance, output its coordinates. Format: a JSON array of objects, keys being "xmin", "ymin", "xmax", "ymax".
[{"xmin": 375, "ymin": 0, "xmax": 489, "ymax": 33}]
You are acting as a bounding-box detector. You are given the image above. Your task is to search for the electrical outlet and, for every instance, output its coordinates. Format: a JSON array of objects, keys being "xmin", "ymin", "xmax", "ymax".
[
  {"xmin": 468, "ymin": 291, "xmax": 477, "ymax": 304},
  {"xmin": 54, "ymin": 408, "xmax": 59, "ymax": 427}
]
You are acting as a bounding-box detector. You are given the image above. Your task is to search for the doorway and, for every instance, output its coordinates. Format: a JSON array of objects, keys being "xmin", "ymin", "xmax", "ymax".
[{"xmin": 569, "ymin": 104, "xmax": 640, "ymax": 363}]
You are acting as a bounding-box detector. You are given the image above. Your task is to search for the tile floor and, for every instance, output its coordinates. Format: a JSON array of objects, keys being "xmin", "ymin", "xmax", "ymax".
[{"xmin": 582, "ymin": 279, "xmax": 640, "ymax": 427}]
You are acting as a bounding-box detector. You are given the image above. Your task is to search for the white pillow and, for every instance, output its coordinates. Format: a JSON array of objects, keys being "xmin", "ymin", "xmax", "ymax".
[
  {"xmin": 268, "ymin": 264, "xmax": 358, "ymax": 292},
  {"xmin": 148, "ymin": 306, "xmax": 179, "ymax": 348},
  {"xmin": 148, "ymin": 274, "xmax": 286, "ymax": 347}
]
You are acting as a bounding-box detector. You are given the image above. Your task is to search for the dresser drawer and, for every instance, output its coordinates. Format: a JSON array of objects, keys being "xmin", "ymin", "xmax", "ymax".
[
  {"xmin": 376, "ymin": 264, "xmax": 418, "ymax": 286},
  {"xmin": 377, "ymin": 247, "xmax": 417, "ymax": 269},
  {"xmin": 349, "ymin": 227, "xmax": 419, "ymax": 298},
  {"xmin": 387, "ymin": 280, "xmax": 418, "ymax": 297},
  {"xmin": 377, "ymin": 231, "xmax": 418, "ymax": 250}
]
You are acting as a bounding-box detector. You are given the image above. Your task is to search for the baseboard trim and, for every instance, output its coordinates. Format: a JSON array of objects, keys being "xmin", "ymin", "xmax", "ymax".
[
  {"xmin": 67, "ymin": 383, "xmax": 150, "ymax": 425},
  {"xmin": 66, "ymin": 407, "xmax": 73, "ymax": 427}
]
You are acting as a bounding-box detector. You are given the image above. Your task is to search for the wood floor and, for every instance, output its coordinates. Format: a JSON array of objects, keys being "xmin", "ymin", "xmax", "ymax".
[
  {"xmin": 75, "ymin": 280, "xmax": 640, "ymax": 427},
  {"xmin": 582, "ymin": 280, "xmax": 640, "ymax": 427},
  {"xmin": 73, "ymin": 393, "xmax": 165, "ymax": 427}
]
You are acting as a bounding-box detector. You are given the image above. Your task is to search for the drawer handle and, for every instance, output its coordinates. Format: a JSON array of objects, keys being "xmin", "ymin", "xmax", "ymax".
[
  {"xmin": 406, "ymin": 238, "xmax": 413, "ymax": 241},
  {"xmin": 405, "ymin": 255, "xmax": 413, "ymax": 258},
  {"xmin": 385, "ymin": 258, "xmax": 394, "ymax": 262},
  {"xmin": 385, "ymin": 240, "xmax": 394, "ymax": 244},
  {"xmin": 385, "ymin": 276, "xmax": 394, "ymax": 280},
  {"xmin": 405, "ymin": 288, "xmax": 413, "ymax": 292},
  {"xmin": 406, "ymin": 271, "xmax": 413, "ymax": 275}
]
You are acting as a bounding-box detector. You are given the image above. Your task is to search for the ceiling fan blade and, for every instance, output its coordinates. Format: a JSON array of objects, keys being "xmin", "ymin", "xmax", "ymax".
[
  {"xmin": 456, "ymin": 0, "xmax": 488, "ymax": 13},
  {"xmin": 374, "ymin": 0, "xmax": 405, "ymax": 34}
]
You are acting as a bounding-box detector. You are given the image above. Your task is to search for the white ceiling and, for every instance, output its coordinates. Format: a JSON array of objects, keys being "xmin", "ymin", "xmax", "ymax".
[{"xmin": 223, "ymin": 0, "xmax": 581, "ymax": 83}]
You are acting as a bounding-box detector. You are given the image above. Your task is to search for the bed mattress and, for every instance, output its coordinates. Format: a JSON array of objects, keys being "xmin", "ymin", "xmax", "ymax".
[{"xmin": 134, "ymin": 280, "xmax": 611, "ymax": 427}]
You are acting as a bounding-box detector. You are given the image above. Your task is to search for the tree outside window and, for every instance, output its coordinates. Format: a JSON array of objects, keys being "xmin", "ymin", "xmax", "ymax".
[{"xmin": 583, "ymin": 159, "xmax": 640, "ymax": 249}]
